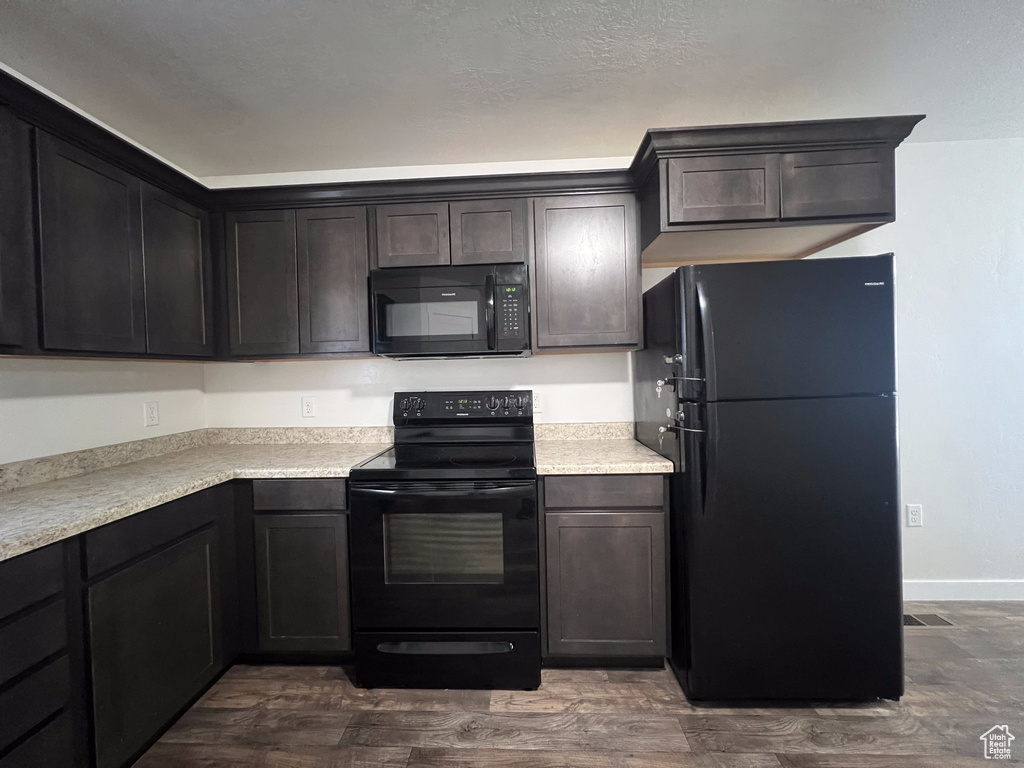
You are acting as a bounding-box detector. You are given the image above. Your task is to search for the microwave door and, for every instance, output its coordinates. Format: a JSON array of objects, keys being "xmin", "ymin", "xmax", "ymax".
[{"xmin": 374, "ymin": 286, "xmax": 490, "ymax": 355}]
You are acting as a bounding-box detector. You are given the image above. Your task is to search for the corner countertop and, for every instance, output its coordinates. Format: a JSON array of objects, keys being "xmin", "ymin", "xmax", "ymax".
[{"xmin": 0, "ymin": 438, "xmax": 672, "ymax": 563}]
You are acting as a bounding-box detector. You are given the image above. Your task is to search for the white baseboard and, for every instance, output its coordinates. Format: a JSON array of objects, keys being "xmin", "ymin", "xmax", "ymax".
[{"xmin": 903, "ymin": 580, "xmax": 1024, "ymax": 600}]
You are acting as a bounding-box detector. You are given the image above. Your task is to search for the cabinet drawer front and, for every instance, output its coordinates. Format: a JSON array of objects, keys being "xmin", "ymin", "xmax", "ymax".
[
  {"xmin": 0, "ymin": 599, "xmax": 67, "ymax": 687},
  {"xmin": 781, "ymin": 148, "xmax": 894, "ymax": 219},
  {"xmin": 85, "ymin": 485, "xmax": 223, "ymax": 579},
  {"xmin": 0, "ymin": 542, "xmax": 64, "ymax": 622},
  {"xmin": 450, "ymin": 198, "xmax": 527, "ymax": 265},
  {"xmin": 254, "ymin": 514, "xmax": 350, "ymax": 652},
  {"xmin": 375, "ymin": 202, "xmax": 450, "ymax": 268},
  {"xmin": 544, "ymin": 475, "xmax": 665, "ymax": 509},
  {"xmin": 545, "ymin": 512, "xmax": 666, "ymax": 657},
  {"xmin": 666, "ymin": 154, "xmax": 780, "ymax": 224},
  {"xmin": 88, "ymin": 527, "xmax": 221, "ymax": 768},
  {"xmin": 0, "ymin": 711, "xmax": 75, "ymax": 768},
  {"xmin": 253, "ymin": 479, "xmax": 348, "ymax": 511},
  {"xmin": 0, "ymin": 655, "xmax": 70, "ymax": 753}
]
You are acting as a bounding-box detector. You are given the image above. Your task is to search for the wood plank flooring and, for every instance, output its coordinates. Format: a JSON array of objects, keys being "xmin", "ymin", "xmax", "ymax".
[{"xmin": 136, "ymin": 602, "xmax": 1024, "ymax": 767}]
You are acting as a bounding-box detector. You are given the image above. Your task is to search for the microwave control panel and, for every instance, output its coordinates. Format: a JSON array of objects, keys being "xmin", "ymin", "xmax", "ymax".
[{"xmin": 498, "ymin": 284, "xmax": 526, "ymax": 340}]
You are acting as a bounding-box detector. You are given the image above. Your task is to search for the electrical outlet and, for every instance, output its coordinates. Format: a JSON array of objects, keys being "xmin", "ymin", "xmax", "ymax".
[
  {"xmin": 301, "ymin": 396, "xmax": 316, "ymax": 418},
  {"xmin": 533, "ymin": 392, "xmax": 543, "ymax": 413},
  {"xmin": 906, "ymin": 503, "xmax": 923, "ymax": 527},
  {"xmin": 143, "ymin": 401, "xmax": 160, "ymax": 427}
]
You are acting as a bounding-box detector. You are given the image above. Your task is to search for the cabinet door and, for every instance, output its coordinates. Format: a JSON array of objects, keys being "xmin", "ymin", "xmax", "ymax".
[
  {"xmin": 141, "ymin": 183, "xmax": 212, "ymax": 357},
  {"xmin": 545, "ymin": 511, "xmax": 666, "ymax": 657},
  {"xmin": 254, "ymin": 514, "xmax": 350, "ymax": 652},
  {"xmin": 0, "ymin": 108, "xmax": 33, "ymax": 349},
  {"xmin": 88, "ymin": 528, "xmax": 221, "ymax": 768},
  {"xmin": 375, "ymin": 202, "xmax": 450, "ymax": 267},
  {"xmin": 225, "ymin": 210, "xmax": 299, "ymax": 355},
  {"xmin": 297, "ymin": 206, "xmax": 370, "ymax": 353},
  {"xmin": 781, "ymin": 148, "xmax": 895, "ymax": 219},
  {"xmin": 37, "ymin": 132, "xmax": 146, "ymax": 353},
  {"xmin": 451, "ymin": 198, "xmax": 526, "ymax": 265},
  {"xmin": 665, "ymin": 154, "xmax": 780, "ymax": 224},
  {"xmin": 532, "ymin": 193, "xmax": 640, "ymax": 349}
]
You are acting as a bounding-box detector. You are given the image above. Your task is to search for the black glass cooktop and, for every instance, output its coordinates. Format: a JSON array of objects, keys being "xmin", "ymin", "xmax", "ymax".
[{"xmin": 351, "ymin": 443, "xmax": 536, "ymax": 481}]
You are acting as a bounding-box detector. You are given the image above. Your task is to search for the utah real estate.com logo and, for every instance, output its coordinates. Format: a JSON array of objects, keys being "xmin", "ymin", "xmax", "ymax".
[{"xmin": 980, "ymin": 725, "xmax": 1014, "ymax": 760}]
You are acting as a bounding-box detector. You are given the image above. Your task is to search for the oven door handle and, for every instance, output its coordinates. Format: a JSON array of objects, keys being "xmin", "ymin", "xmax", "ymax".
[
  {"xmin": 485, "ymin": 273, "xmax": 497, "ymax": 350},
  {"xmin": 351, "ymin": 483, "xmax": 532, "ymax": 498}
]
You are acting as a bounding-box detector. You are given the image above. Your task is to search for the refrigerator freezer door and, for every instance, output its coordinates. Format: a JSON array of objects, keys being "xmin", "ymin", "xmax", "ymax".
[
  {"xmin": 684, "ymin": 255, "xmax": 896, "ymax": 401},
  {"xmin": 675, "ymin": 395, "xmax": 903, "ymax": 701}
]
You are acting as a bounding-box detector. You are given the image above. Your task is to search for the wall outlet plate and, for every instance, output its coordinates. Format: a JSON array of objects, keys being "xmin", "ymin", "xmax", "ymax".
[
  {"xmin": 906, "ymin": 503, "xmax": 923, "ymax": 527},
  {"xmin": 532, "ymin": 392, "xmax": 543, "ymax": 413},
  {"xmin": 301, "ymin": 396, "xmax": 316, "ymax": 418},
  {"xmin": 144, "ymin": 401, "xmax": 160, "ymax": 427}
]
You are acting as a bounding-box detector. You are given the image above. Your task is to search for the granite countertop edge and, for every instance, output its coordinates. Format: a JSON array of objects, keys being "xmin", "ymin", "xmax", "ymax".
[{"xmin": 0, "ymin": 439, "xmax": 672, "ymax": 563}]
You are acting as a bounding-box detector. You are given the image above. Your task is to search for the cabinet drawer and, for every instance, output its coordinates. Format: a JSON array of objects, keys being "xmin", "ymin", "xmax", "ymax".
[
  {"xmin": 0, "ymin": 711, "xmax": 75, "ymax": 768},
  {"xmin": 666, "ymin": 154, "xmax": 780, "ymax": 224},
  {"xmin": 0, "ymin": 599, "xmax": 66, "ymax": 687},
  {"xmin": 781, "ymin": 148, "xmax": 894, "ymax": 219},
  {"xmin": 253, "ymin": 479, "xmax": 348, "ymax": 511},
  {"xmin": 0, "ymin": 655, "xmax": 70, "ymax": 753},
  {"xmin": 544, "ymin": 475, "xmax": 665, "ymax": 509},
  {"xmin": 85, "ymin": 485, "xmax": 224, "ymax": 579},
  {"xmin": 0, "ymin": 543, "xmax": 64, "ymax": 622}
]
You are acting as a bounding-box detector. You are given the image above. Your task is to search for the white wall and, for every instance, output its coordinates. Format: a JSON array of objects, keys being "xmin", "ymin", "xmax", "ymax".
[
  {"xmin": 203, "ymin": 353, "xmax": 633, "ymax": 427},
  {"xmin": 0, "ymin": 359, "xmax": 206, "ymax": 464},
  {"xmin": 814, "ymin": 138, "xmax": 1024, "ymax": 595}
]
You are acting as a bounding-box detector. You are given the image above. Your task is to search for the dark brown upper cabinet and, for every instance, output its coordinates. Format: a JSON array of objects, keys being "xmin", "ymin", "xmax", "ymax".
[
  {"xmin": 375, "ymin": 202, "xmax": 450, "ymax": 268},
  {"xmin": 0, "ymin": 107, "xmax": 34, "ymax": 350},
  {"xmin": 141, "ymin": 183, "xmax": 213, "ymax": 357},
  {"xmin": 531, "ymin": 193, "xmax": 640, "ymax": 350},
  {"xmin": 37, "ymin": 132, "xmax": 146, "ymax": 354},
  {"xmin": 666, "ymin": 154, "xmax": 780, "ymax": 224},
  {"xmin": 225, "ymin": 210, "xmax": 299, "ymax": 356},
  {"xmin": 780, "ymin": 148, "xmax": 894, "ymax": 219},
  {"xmin": 450, "ymin": 198, "xmax": 527, "ymax": 265},
  {"xmin": 635, "ymin": 115, "xmax": 923, "ymax": 265},
  {"xmin": 297, "ymin": 206, "xmax": 370, "ymax": 353}
]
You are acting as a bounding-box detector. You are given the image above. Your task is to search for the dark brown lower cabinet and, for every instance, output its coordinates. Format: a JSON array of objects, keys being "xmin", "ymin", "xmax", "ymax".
[
  {"xmin": 87, "ymin": 527, "xmax": 222, "ymax": 768},
  {"xmin": 254, "ymin": 514, "xmax": 351, "ymax": 653},
  {"xmin": 545, "ymin": 510, "xmax": 666, "ymax": 658}
]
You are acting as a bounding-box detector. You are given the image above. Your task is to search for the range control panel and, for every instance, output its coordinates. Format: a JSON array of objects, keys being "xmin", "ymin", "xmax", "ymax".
[
  {"xmin": 395, "ymin": 390, "xmax": 533, "ymax": 420},
  {"xmin": 498, "ymin": 285, "xmax": 526, "ymax": 340}
]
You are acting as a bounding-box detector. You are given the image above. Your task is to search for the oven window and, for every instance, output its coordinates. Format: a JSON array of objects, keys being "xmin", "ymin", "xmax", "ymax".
[
  {"xmin": 384, "ymin": 513, "xmax": 504, "ymax": 584},
  {"xmin": 385, "ymin": 301, "xmax": 480, "ymax": 337}
]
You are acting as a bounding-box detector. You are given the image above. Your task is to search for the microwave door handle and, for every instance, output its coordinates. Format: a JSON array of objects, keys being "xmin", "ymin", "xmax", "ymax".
[{"xmin": 485, "ymin": 273, "xmax": 497, "ymax": 350}]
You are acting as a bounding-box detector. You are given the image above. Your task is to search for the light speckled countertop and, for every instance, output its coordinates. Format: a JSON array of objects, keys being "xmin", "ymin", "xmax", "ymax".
[{"xmin": 0, "ymin": 439, "xmax": 671, "ymax": 563}]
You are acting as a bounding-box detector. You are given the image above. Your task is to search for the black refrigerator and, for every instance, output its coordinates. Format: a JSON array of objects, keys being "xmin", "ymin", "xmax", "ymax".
[{"xmin": 634, "ymin": 254, "xmax": 903, "ymax": 701}]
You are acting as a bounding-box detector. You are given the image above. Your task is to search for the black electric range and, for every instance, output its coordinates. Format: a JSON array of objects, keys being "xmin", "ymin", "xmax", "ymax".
[{"xmin": 347, "ymin": 390, "xmax": 540, "ymax": 690}]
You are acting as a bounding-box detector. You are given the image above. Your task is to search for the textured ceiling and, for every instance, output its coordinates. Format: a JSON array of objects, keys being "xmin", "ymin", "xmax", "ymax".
[{"xmin": 0, "ymin": 0, "xmax": 1022, "ymax": 180}]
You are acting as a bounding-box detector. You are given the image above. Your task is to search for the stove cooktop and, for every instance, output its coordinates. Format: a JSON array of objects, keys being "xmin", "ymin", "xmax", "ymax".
[{"xmin": 350, "ymin": 442, "xmax": 536, "ymax": 481}]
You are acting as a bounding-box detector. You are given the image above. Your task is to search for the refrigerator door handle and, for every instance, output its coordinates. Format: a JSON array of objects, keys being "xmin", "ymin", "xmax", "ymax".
[
  {"xmin": 702, "ymin": 404, "xmax": 719, "ymax": 517},
  {"xmin": 696, "ymin": 280, "xmax": 716, "ymax": 401}
]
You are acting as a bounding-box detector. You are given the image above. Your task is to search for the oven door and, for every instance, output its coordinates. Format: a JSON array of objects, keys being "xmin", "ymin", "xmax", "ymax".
[
  {"xmin": 372, "ymin": 280, "xmax": 495, "ymax": 356},
  {"xmin": 349, "ymin": 481, "xmax": 539, "ymax": 630}
]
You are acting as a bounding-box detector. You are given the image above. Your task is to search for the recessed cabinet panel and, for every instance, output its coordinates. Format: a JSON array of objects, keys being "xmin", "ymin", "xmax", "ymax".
[
  {"xmin": 781, "ymin": 148, "xmax": 894, "ymax": 219},
  {"xmin": 666, "ymin": 154, "xmax": 780, "ymax": 224},
  {"xmin": 451, "ymin": 198, "xmax": 526, "ymax": 264},
  {"xmin": 532, "ymin": 194, "xmax": 639, "ymax": 348},
  {"xmin": 141, "ymin": 183, "xmax": 212, "ymax": 357},
  {"xmin": 254, "ymin": 514, "xmax": 351, "ymax": 652},
  {"xmin": 375, "ymin": 202, "xmax": 450, "ymax": 267},
  {"xmin": 545, "ymin": 511, "xmax": 666, "ymax": 657},
  {"xmin": 297, "ymin": 206, "xmax": 370, "ymax": 353},
  {"xmin": 0, "ymin": 108, "xmax": 33, "ymax": 349},
  {"xmin": 88, "ymin": 528, "xmax": 221, "ymax": 768},
  {"xmin": 37, "ymin": 132, "xmax": 146, "ymax": 353},
  {"xmin": 226, "ymin": 210, "xmax": 299, "ymax": 355}
]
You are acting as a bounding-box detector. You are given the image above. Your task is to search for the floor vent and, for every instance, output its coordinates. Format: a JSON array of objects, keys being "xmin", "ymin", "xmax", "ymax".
[
  {"xmin": 904, "ymin": 613, "xmax": 954, "ymax": 627},
  {"xmin": 903, "ymin": 614, "xmax": 925, "ymax": 626}
]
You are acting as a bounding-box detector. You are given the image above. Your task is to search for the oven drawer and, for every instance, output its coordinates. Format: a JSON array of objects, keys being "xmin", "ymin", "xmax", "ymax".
[{"xmin": 354, "ymin": 631, "xmax": 540, "ymax": 690}]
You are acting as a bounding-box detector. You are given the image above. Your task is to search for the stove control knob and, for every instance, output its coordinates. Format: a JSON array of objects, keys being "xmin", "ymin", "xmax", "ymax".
[
  {"xmin": 503, "ymin": 395, "xmax": 517, "ymax": 410},
  {"xmin": 517, "ymin": 394, "xmax": 530, "ymax": 409},
  {"xmin": 399, "ymin": 398, "xmax": 410, "ymax": 412},
  {"xmin": 486, "ymin": 395, "xmax": 501, "ymax": 411}
]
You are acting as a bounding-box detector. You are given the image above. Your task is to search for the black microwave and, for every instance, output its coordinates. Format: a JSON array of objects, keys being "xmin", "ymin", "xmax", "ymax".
[{"xmin": 370, "ymin": 264, "xmax": 531, "ymax": 358}]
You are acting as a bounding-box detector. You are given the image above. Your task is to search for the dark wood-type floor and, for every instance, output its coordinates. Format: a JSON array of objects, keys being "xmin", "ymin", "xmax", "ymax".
[{"xmin": 136, "ymin": 602, "xmax": 1024, "ymax": 767}]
